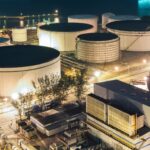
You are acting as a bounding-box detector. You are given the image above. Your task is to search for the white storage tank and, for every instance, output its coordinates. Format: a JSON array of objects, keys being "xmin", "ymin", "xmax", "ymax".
[
  {"xmin": 0, "ymin": 37, "xmax": 10, "ymax": 46},
  {"xmin": 37, "ymin": 22, "xmax": 46, "ymax": 37},
  {"xmin": 68, "ymin": 14, "xmax": 98, "ymax": 32},
  {"xmin": 0, "ymin": 45, "xmax": 60, "ymax": 97},
  {"xmin": 39, "ymin": 23, "xmax": 95, "ymax": 52},
  {"xmin": 107, "ymin": 15, "xmax": 140, "ymax": 24},
  {"xmin": 76, "ymin": 33, "xmax": 120, "ymax": 63},
  {"xmin": 102, "ymin": 12, "xmax": 115, "ymax": 29},
  {"xmin": 12, "ymin": 28, "xmax": 27, "ymax": 42},
  {"xmin": 106, "ymin": 20, "xmax": 150, "ymax": 51}
]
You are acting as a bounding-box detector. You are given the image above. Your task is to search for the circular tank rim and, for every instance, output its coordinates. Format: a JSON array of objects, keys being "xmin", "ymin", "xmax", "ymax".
[
  {"xmin": 0, "ymin": 45, "xmax": 60, "ymax": 68},
  {"xmin": 77, "ymin": 33, "xmax": 119, "ymax": 42},
  {"xmin": 102, "ymin": 12, "xmax": 115, "ymax": 17},
  {"xmin": 106, "ymin": 20, "xmax": 150, "ymax": 32},
  {"xmin": 109, "ymin": 15, "xmax": 140, "ymax": 20},
  {"xmin": 68, "ymin": 14, "xmax": 98, "ymax": 19},
  {"xmin": 39, "ymin": 23, "xmax": 93, "ymax": 32},
  {"xmin": 12, "ymin": 27, "xmax": 26, "ymax": 29},
  {"xmin": 0, "ymin": 56, "xmax": 60, "ymax": 72}
]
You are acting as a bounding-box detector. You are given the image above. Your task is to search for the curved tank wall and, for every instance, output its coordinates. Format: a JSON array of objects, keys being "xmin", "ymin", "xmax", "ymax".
[
  {"xmin": 102, "ymin": 12, "xmax": 115, "ymax": 29},
  {"xmin": 38, "ymin": 23, "xmax": 95, "ymax": 51},
  {"xmin": 12, "ymin": 28, "xmax": 27, "ymax": 42},
  {"xmin": 76, "ymin": 33, "xmax": 120, "ymax": 63},
  {"xmin": 107, "ymin": 20, "xmax": 150, "ymax": 51},
  {"xmin": 0, "ymin": 45, "xmax": 60, "ymax": 97},
  {"xmin": 37, "ymin": 22, "xmax": 46, "ymax": 37},
  {"xmin": 68, "ymin": 15, "xmax": 98, "ymax": 32}
]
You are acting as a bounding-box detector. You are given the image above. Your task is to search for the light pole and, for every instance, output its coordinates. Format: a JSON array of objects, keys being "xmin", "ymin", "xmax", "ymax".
[
  {"xmin": 114, "ymin": 66, "xmax": 119, "ymax": 72},
  {"xmin": 142, "ymin": 58, "xmax": 147, "ymax": 64}
]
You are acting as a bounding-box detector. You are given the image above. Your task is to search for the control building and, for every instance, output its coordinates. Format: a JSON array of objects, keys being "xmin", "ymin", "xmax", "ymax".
[{"xmin": 86, "ymin": 80, "xmax": 150, "ymax": 150}]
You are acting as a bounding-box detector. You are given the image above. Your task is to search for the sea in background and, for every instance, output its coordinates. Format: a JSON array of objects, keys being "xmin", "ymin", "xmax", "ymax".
[
  {"xmin": 0, "ymin": 0, "xmax": 149, "ymax": 28},
  {"xmin": 0, "ymin": 0, "xmax": 142, "ymax": 16}
]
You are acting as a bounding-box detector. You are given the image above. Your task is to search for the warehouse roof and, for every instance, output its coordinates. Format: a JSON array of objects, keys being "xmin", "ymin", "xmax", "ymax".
[
  {"xmin": 109, "ymin": 100, "xmax": 142, "ymax": 116},
  {"xmin": 95, "ymin": 80, "xmax": 150, "ymax": 106},
  {"xmin": 78, "ymin": 33, "xmax": 118, "ymax": 41},
  {"xmin": 0, "ymin": 45, "xmax": 60, "ymax": 68},
  {"xmin": 68, "ymin": 14, "xmax": 97, "ymax": 19},
  {"xmin": 32, "ymin": 104, "xmax": 82, "ymax": 126},
  {"xmin": 106, "ymin": 20, "xmax": 150, "ymax": 32},
  {"xmin": 0, "ymin": 37, "xmax": 9, "ymax": 43},
  {"xmin": 40, "ymin": 23, "xmax": 93, "ymax": 32}
]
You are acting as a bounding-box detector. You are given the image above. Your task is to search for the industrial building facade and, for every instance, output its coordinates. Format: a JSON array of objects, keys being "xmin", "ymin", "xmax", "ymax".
[{"xmin": 86, "ymin": 80, "xmax": 150, "ymax": 150}]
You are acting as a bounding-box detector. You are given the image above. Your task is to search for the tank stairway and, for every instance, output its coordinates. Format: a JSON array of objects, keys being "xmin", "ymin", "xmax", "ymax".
[{"xmin": 124, "ymin": 26, "xmax": 150, "ymax": 51}]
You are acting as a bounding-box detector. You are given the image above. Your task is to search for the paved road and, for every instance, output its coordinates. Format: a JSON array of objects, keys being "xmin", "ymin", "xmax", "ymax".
[
  {"xmin": 99, "ymin": 64, "xmax": 150, "ymax": 83},
  {"xmin": 0, "ymin": 101, "xmax": 20, "ymax": 148}
]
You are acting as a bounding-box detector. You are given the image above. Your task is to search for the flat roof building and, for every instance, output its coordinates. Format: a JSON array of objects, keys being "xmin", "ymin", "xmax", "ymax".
[
  {"xmin": 86, "ymin": 80, "xmax": 150, "ymax": 150},
  {"xmin": 31, "ymin": 103, "xmax": 85, "ymax": 136}
]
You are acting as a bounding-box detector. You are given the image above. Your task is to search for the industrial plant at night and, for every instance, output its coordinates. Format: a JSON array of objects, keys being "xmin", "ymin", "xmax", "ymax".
[{"xmin": 0, "ymin": 0, "xmax": 150, "ymax": 150}]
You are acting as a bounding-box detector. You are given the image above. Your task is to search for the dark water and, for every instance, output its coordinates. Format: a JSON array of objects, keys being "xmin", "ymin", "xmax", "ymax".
[
  {"xmin": 0, "ymin": 0, "xmax": 150, "ymax": 28},
  {"xmin": 0, "ymin": 0, "xmax": 139, "ymax": 16}
]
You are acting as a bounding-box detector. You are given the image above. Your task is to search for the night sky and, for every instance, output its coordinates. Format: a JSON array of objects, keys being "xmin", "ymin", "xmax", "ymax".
[{"xmin": 0, "ymin": 0, "xmax": 138, "ymax": 16}]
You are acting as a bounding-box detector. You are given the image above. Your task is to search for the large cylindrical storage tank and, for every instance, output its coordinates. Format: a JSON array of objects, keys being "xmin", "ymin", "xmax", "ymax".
[
  {"xmin": 107, "ymin": 15, "xmax": 140, "ymax": 24},
  {"xmin": 0, "ymin": 37, "xmax": 10, "ymax": 46},
  {"xmin": 37, "ymin": 22, "xmax": 46, "ymax": 37},
  {"xmin": 102, "ymin": 12, "xmax": 115, "ymax": 29},
  {"xmin": 38, "ymin": 23, "xmax": 94, "ymax": 52},
  {"xmin": 68, "ymin": 15, "xmax": 98, "ymax": 32},
  {"xmin": 106, "ymin": 20, "xmax": 150, "ymax": 51},
  {"xmin": 76, "ymin": 33, "xmax": 120, "ymax": 63},
  {"xmin": 0, "ymin": 45, "xmax": 60, "ymax": 97},
  {"xmin": 12, "ymin": 28, "xmax": 27, "ymax": 42}
]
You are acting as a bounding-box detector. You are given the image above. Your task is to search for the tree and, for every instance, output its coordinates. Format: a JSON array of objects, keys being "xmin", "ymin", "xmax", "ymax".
[
  {"xmin": 73, "ymin": 69, "xmax": 88, "ymax": 101},
  {"xmin": 52, "ymin": 71, "xmax": 75, "ymax": 103},
  {"xmin": 32, "ymin": 74, "xmax": 60, "ymax": 109},
  {"xmin": 19, "ymin": 92, "xmax": 33, "ymax": 118}
]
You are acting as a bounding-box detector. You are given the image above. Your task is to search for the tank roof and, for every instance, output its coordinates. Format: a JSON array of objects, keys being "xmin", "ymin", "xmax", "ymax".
[
  {"xmin": 110, "ymin": 15, "xmax": 140, "ymax": 20},
  {"xmin": 68, "ymin": 14, "xmax": 97, "ymax": 19},
  {"xmin": 106, "ymin": 20, "xmax": 150, "ymax": 32},
  {"xmin": 0, "ymin": 45, "xmax": 60, "ymax": 68},
  {"xmin": 78, "ymin": 33, "xmax": 118, "ymax": 41},
  {"xmin": 102, "ymin": 12, "xmax": 115, "ymax": 16},
  {"xmin": 0, "ymin": 37, "xmax": 9, "ymax": 43},
  {"xmin": 40, "ymin": 23, "xmax": 93, "ymax": 32}
]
